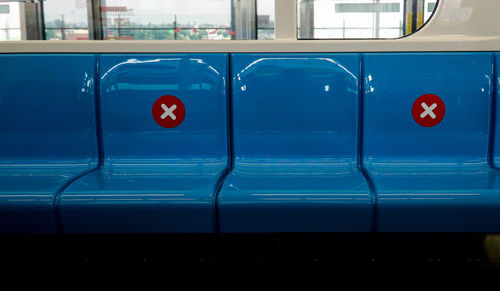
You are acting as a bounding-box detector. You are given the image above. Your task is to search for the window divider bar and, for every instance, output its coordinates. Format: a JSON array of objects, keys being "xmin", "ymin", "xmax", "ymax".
[{"xmin": 275, "ymin": 0, "xmax": 297, "ymax": 40}]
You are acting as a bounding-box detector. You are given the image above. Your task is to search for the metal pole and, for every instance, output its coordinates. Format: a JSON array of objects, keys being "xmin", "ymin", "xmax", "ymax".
[
  {"xmin": 298, "ymin": 0, "xmax": 314, "ymax": 39},
  {"xmin": 232, "ymin": 0, "xmax": 256, "ymax": 40},
  {"xmin": 343, "ymin": 18, "xmax": 345, "ymax": 38},
  {"xmin": 411, "ymin": 0, "xmax": 418, "ymax": 33},
  {"xmin": 416, "ymin": 0, "xmax": 425, "ymax": 30},
  {"xmin": 254, "ymin": 0, "xmax": 258, "ymax": 39},
  {"xmin": 230, "ymin": 0, "xmax": 235, "ymax": 40},
  {"xmin": 374, "ymin": 0, "xmax": 380, "ymax": 38},
  {"xmin": 38, "ymin": 0, "xmax": 46, "ymax": 40},
  {"xmin": 61, "ymin": 14, "xmax": 65, "ymax": 40},
  {"xmin": 117, "ymin": 15, "xmax": 121, "ymax": 38},
  {"xmin": 174, "ymin": 14, "xmax": 177, "ymax": 40},
  {"xmin": 404, "ymin": 0, "xmax": 412, "ymax": 35},
  {"xmin": 19, "ymin": 1, "xmax": 27, "ymax": 40},
  {"xmin": 87, "ymin": 0, "xmax": 103, "ymax": 40}
]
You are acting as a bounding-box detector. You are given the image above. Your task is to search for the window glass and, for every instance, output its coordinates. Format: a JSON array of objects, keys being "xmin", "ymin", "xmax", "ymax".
[
  {"xmin": 44, "ymin": 0, "xmax": 90, "ymax": 40},
  {"xmin": 0, "ymin": 2, "xmax": 21, "ymax": 41},
  {"xmin": 297, "ymin": 0, "xmax": 438, "ymax": 39},
  {"xmin": 101, "ymin": 0, "xmax": 232, "ymax": 40},
  {"xmin": 0, "ymin": 0, "xmax": 275, "ymax": 41},
  {"xmin": 257, "ymin": 0, "xmax": 275, "ymax": 40},
  {"xmin": 99, "ymin": 0, "xmax": 275, "ymax": 40},
  {"xmin": 424, "ymin": 0, "xmax": 437, "ymax": 23}
]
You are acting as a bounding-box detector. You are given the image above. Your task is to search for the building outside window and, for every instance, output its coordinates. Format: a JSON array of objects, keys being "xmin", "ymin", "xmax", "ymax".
[
  {"xmin": 298, "ymin": 0, "xmax": 438, "ymax": 39},
  {"xmin": 41, "ymin": 0, "xmax": 275, "ymax": 41},
  {"xmin": 0, "ymin": 0, "xmax": 434, "ymax": 41},
  {"xmin": 44, "ymin": 0, "xmax": 89, "ymax": 40},
  {"xmin": 0, "ymin": 2, "xmax": 21, "ymax": 41}
]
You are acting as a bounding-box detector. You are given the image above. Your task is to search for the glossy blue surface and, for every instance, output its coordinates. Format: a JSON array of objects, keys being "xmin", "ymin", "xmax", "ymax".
[
  {"xmin": 364, "ymin": 53, "xmax": 500, "ymax": 232},
  {"xmin": 59, "ymin": 54, "xmax": 229, "ymax": 233},
  {"xmin": 0, "ymin": 54, "xmax": 99, "ymax": 233},
  {"xmin": 218, "ymin": 54, "xmax": 372, "ymax": 232},
  {"xmin": 374, "ymin": 168, "xmax": 500, "ymax": 232},
  {"xmin": 3, "ymin": 52, "xmax": 500, "ymax": 234},
  {"xmin": 494, "ymin": 53, "xmax": 500, "ymax": 169}
]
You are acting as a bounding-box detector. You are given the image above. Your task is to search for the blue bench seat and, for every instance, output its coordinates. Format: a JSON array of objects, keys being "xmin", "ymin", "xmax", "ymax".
[{"xmin": 0, "ymin": 55, "xmax": 99, "ymax": 233}]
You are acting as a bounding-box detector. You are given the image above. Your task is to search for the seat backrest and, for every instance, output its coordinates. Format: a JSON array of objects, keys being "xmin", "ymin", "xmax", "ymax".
[
  {"xmin": 231, "ymin": 53, "xmax": 360, "ymax": 170},
  {"xmin": 0, "ymin": 54, "xmax": 98, "ymax": 167},
  {"xmin": 363, "ymin": 53, "xmax": 492, "ymax": 172},
  {"xmin": 99, "ymin": 54, "xmax": 229, "ymax": 171}
]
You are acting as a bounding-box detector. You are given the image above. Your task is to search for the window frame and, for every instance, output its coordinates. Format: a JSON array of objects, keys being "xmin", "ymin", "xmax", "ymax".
[{"xmin": 1, "ymin": 0, "xmax": 500, "ymax": 53}]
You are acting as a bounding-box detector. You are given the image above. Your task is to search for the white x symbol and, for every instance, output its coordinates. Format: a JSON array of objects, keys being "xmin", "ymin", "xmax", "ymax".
[
  {"xmin": 161, "ymin": 104, "xmax": 177, "ymax": 120},
  {"xmin": 420, "ymin": 102, "xmax": 437, "ymax": 119}
]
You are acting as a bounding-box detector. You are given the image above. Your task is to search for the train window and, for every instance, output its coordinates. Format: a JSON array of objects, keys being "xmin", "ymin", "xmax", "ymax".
[
  {"xmin": 100, "ymin": 0, "xmax": 233, "ymax": 40},
  {"xmin": 257, "ymin": 0, "xmax": 275, "ymax": 40},
  {"xmin": 44, "ymin": 0, "xmax": 90, "ymax": 40},
  {"xmin": 0, "ymin": 0, "xmax": 275, "ymax": 41},
  {"xmin": 100, "ymin": 0, "xmax": 274, "ymax": 40},
  {"xmin": 424, "ymin": 0, "xmax": 437, "ymax": 23},
  {"xmin": 297, "ymin": 0, "xmax": 438, "ymax": 39},
  {"xmin": 0, "ymin": 2, "xmax": 21, "ymax": 41}
]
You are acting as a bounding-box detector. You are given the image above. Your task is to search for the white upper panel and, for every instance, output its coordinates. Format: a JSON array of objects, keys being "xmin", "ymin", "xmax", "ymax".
[{"xmin": 1, "ymin": 0, "xmax": 499, "ymax": 52}]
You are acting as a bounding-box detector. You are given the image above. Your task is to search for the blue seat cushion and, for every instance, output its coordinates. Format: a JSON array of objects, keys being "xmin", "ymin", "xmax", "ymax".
[
  {"xmin": 0, "ymin": 166, "xmax": 92, "ymax": 233},
  {"xmin": 374, "ymin": 167, "xmax": 500, "ymax": 232},
  {"xmin": 59, "ymin": 165, "xmax": 225, "ymax": 233},
  {"xmin": 218, "ymin": 164, "xmax": 372, "ymax": 233}
]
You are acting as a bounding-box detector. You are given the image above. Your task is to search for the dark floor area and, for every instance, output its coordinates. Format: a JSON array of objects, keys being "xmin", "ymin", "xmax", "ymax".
[{"xmin": 1, "ymin": 233, "xmax": 500, "ymax": 273}]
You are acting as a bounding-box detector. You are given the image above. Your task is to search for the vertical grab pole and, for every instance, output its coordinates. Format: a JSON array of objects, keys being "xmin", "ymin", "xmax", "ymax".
[
  {"xmin": 87, "ymin": 0, "xmax": 104, "ymax": 40},
  {"xmin": 298, "ymin": 0, "xmax": 314, "ymax": 39}
]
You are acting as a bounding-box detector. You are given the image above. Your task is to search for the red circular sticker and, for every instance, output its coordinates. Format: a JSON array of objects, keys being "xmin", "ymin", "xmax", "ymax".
[
  {"xmin": 412, "ymin": 94, "xmax": 445, "ymax": 127},
  {"xmin": 152, "ymin": 95, "xmax": 186, "ymax": 128}
]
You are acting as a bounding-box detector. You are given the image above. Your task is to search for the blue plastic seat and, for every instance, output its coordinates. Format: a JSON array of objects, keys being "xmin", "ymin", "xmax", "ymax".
[
  {"xmin": 59, "ymin": 54, "xmax": 229, "ymax": 233},
  {"xmin": 371, "ymin": 167, "xmax": 500, "ymax": 232},
  {"xmin": 0, "ymin": 55, "xmax": 99, "ymax": 233},
  {"xmin": 218, "ymin": 54, "xmax": 373, "ymax": 232},
  {"xmin": 363, "ymin": 52, "xmax": 500, "ymax": 232}
]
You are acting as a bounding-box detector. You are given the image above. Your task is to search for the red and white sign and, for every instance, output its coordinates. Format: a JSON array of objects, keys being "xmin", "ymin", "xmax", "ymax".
[
  {"xmin": 152, "ymin": 95, "xmax": 186, "ymax": 128},
  {"xmin": 412, "ymin": 94, "xmax": 445, "ymax": 127}
]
